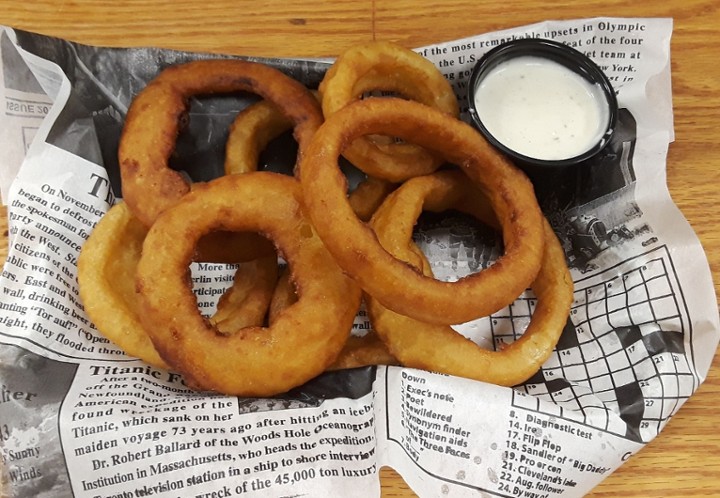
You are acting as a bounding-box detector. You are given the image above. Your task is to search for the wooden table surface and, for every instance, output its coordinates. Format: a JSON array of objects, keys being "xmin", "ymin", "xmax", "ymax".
[{"xmin": 0, "ymin": 1, "xmax": 718, "ymax": 496}]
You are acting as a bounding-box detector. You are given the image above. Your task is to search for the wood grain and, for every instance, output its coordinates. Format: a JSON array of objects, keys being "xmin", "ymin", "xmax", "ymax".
[{"xmin": 0, "ymin": 1, "xmax": 718, "ymax": 496}]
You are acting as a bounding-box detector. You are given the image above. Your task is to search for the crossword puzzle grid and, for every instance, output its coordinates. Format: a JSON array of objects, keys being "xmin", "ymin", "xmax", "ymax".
[{"xmin": 490, "ymin": 247, "xmax": 697, "ymax": 444}]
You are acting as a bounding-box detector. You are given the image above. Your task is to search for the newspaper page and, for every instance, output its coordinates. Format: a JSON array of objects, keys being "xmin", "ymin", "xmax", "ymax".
[{"xmin": 0, "ymin": 17, "xmax": 718, "ymax": 498}]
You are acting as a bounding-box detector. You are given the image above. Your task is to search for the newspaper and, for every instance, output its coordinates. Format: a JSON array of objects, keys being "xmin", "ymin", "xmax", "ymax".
[{"xmin": 0, "ymin": 16, "xmax": 717, "ymax": 498}]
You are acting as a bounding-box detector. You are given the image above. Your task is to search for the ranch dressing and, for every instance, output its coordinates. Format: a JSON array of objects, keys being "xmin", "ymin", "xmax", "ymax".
[{"xmin": 473, "ymin": 55, "xmax": 610, "ymax": 161}]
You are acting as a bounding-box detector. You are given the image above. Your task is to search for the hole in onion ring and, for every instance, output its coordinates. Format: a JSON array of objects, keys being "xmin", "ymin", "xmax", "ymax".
[
  {"xmin": 187, "ymin": 234, "xmax": 279, "ymax": 334},
  {"xmin": 414, "ymin": 210, "xmax": 504, "ymax": 280},
  {"xmin": 412, "ymin": 209, "xmax": 507, "ymax": 344}
]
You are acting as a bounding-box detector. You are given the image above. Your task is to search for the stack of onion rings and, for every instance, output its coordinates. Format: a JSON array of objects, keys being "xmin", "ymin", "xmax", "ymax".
[
  {"xmin": 76, "ymin": 44, "xmax": 574, "ymax": 395},
  {"xmin": 223, "ymin": 88, "xmax": 399, "ymax": 370},
  {"xmin": 224, "ymin": 96, "xmax": 396, "ymax": 222}
]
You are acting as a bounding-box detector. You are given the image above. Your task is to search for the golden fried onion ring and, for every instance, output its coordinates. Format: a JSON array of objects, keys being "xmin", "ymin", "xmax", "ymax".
[
  {"xmin": 319, "ymin": 41, "xmax": 459, "ymax": 182},
  {"xmin": 299, "ymin": 98, "xmax": 545, "ymax": 325},
  {"xmin": 119, "ymin": 59, "xmax": 323, "ymax": 263},
  {"xmin": 367, "ymin": 170, "xmax": 573, "ymax": 386},
  {"xmin": 77, "ymin": 202, "xmax": 168, "ymax": 369},
  {"xmin": 135, "ymin": 172, "xmax": 361, "ymax": 396}
]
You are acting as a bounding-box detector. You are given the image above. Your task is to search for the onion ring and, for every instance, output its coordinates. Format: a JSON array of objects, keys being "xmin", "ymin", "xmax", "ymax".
[
  {"xmin": 135, "ymin": 172, "xmax": 361, "ymax": 396},
  {"xmin": 224, "ymin": 98, "xmax": 298, "ymax": 176},
  {"xmin": 77, "ymin": 202, "xmax": 279, "ymax": 369},
  {"xmin": 318, "ymin": 41, "xmax": 459, "ymax": 182},
  {"xmin": 299, "ymin": 97, "xmax": 545, "ymax": 325},
  {"xmin": 119, "ymin": 59, "xmax": 323, "ymax": 262},
  {"xmin": 368, "ymin": 170, "xmax": 573, "ymax": 386},
  {"xmin": 77, "ymin": 202, "xmax": 168, "ymax": 369}
]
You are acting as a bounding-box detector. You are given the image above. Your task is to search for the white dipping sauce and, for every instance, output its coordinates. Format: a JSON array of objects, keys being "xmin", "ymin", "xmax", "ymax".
[{"xmin": 473, "ymin": 55, "xmax": 609, "ymax": 161}]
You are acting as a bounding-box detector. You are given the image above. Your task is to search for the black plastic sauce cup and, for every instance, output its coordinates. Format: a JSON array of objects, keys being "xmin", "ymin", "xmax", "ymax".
[{"xmin": 467, "ymin": 38, "xmax": 618, "ymax": 175}]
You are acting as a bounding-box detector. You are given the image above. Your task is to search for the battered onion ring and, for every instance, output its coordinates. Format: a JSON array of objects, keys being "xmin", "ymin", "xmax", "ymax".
[
  {"xmin": 77, "ymin": 202, "xmax": 168, "ymax": 369},
  {"xmin": 77, "ymin": 202, "xmax": 278, "ymax": 368},
  {"xmin": 225, "ymin": 97, "xmax": 395, "ymax": 221},
  {"xmin": 119, "ymin": 59, "xmax": 323, "ymax": 262},
  {"xmin": 135, "ymin": 172, "xmax": 361, "ymax": 396},
  {"xmin": 368, "ymin": 170, "xmax": 573, "ymax": 386},
  {"xmin": 318, "ymin": 41, "xmax": 459, "ymax": 182},
  {"xmin": 299, "ymin": 98, "xmax": 545, "ymax": 325},
  {"xmin": 224, "ymin": 98, "xmax": 297, "ymax": 176}
]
